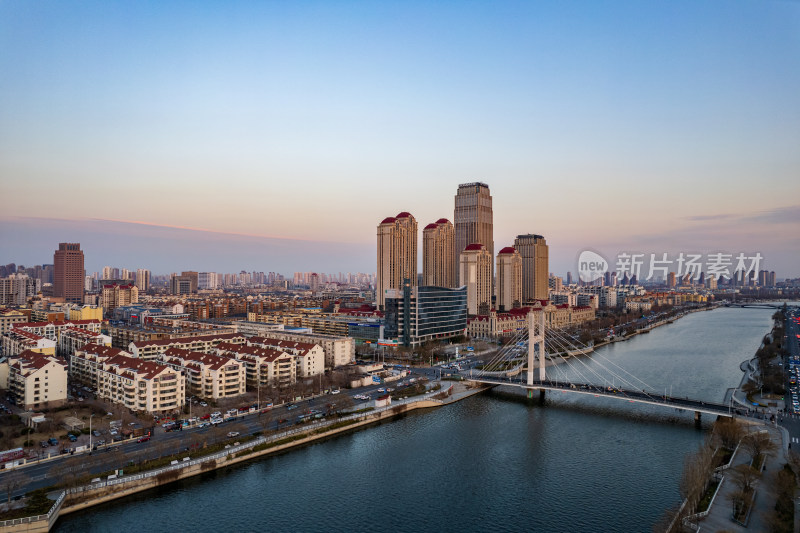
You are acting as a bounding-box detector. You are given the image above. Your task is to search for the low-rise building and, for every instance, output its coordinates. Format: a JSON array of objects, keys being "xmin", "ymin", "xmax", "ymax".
[
  {"xmin": 128, "ymin": 332, "xmax": 247, "ymax": 360},
  {"xmin": 69, "ymin": 343, "xmax": 129, "ymax": 386},
  {"xmin": 0, "ymin": 309, "xmax": 27, "ymax": 335},
  {"xmin": 5, "ymin": 350, "xmax": 68, "ymax": 410},
  {"xmin": 248, "ymin": 337, "xmax": 324, "ymax": 378},
  {"xmin": 1, "ymin": 329, "xmax": 57, "ymax": 357},
  {"xmin": 58, "ymin": 327, "xmax": 112, "ymax": 358},
  {"xmin": 97, "ymin": 355, "xmax": 184, "ymax": 413},
  {"xmin": 216, "ymin": 342, "xmax": 296, "ymax": 388},
  {"xmin": 160, "ymin": 347, "xmax": 246, "ymax": 400},
  {"xmin": 244, "ymin": 331, "xmax": 354, "ymax": 368}
]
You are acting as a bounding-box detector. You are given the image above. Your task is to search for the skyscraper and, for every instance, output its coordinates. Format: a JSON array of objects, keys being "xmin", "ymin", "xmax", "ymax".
[
  {"xmin": 454, "ymin": 183, "xmax": 493, "ymax": 285},
  {"xmin": 136, "ymin": 269, "xmax": 151, "ymax": 292},
  {"xmin": 496, "ymin": 247, "xmax": 522, "ymax": 312},
  {"xmin": 459, "ymin": 243, "xmax": 492, "ymax": 315},
  {"xmin": 513, "ymin": 234, "xmax": 549, "ymax": 303},
  {"xmin": 376, "ymin": 212, "xmax": 418, "ymax": 310},
  {"xmin": 53, "ymin": 243, "xmax": 84, "ymax": 303},
  {"xmin": 422, "ymin": 218, "xmax": 456, "ymax": 288}
]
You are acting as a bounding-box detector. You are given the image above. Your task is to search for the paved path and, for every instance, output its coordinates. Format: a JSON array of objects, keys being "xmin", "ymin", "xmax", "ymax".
[{"xmin": 697, "ymin": 422, "xmax": 785, "ymax": 532}]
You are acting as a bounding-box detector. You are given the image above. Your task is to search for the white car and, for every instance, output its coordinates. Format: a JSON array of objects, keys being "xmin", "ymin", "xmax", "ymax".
[
  {"xmin": 226, "ymin": 431, "xmax": 240, "ymax": 438},
  {"xmin": 331, "ymin": 389, "xmax": 341, "ymax": 395}
]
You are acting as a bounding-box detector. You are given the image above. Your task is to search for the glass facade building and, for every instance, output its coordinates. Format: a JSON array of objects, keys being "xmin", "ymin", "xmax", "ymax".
[{"xmin": 384, "ymin": 280, "xmax": 467, "ymax": 346}]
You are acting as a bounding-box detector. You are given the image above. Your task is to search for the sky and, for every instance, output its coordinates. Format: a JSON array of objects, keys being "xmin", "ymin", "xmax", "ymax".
[{"xmin": 1, "ymin": 0, "xmax": 799, "ymax": 278}]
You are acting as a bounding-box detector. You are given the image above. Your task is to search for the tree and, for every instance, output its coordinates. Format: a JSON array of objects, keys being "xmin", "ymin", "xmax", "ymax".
[
  {"xmin": 678, "ymin": 438, "xmax": 715, "ymax": 514},
  {"xmin": 742, "ymin": 431, "xmax": 777, "ymax": 466},
  {"xmin": 1, "ymin": 470, "xmax": 29, "ymax": 510},
  {"xmin": 729, "ymin": 464, "xmax": 761, "ymax": 495},
  {"xmin": 713, "ymin": 418, "xmax": 743, "ymax": 450}
]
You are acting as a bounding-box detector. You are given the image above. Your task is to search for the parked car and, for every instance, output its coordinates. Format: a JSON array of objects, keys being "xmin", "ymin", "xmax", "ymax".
[
  {"xmin": 48, "ymin": 438, "xmax": 59, "ymax": 446},
  {"xmin": 226, "ymin": 431, "xmax": 240, "ymax": 438}
]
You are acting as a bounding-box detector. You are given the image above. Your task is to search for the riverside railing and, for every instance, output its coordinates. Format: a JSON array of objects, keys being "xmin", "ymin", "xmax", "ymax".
[
  {"xmin": 70, "ymin": 391, "xmax": 444, "ymax": 495},
  {"xmin": 0, "ymin": 489, "xmax": 65, "ymax": 528}
]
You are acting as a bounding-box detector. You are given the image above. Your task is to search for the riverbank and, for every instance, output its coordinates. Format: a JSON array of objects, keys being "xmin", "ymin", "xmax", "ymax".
[{"xmin": 0, "ymin": 383, "xmax": 490, "ymax": 533}]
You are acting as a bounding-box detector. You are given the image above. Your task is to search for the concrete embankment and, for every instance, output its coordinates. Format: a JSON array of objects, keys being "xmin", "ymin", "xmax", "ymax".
[{"xmin": 1, "ymin": 384, "xmax": 491, "ymax": 532}]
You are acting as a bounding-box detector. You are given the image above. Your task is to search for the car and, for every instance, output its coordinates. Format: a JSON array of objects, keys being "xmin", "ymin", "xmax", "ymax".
[
  {"xmin": 92, "ymin": 430, "xmax": 102, "ymax": 437},
  {"xmin": 198, "ymin": 422, "xmax": 210, "ymax": 428},
  {"xmin": 331, "ymin": 389, "xmax": 341, "ymax": 395},
  {"xmin": 287, "ymin": 404, "xmax": 298, "ymax": 410},
  {"xmin": 40, "ymin": 440, "xmax": 49, "ymax": 448},
  {"xmin": 48, "ymin": 438, "xmax": 59, "ymax": 446},
  {"xmin": 137, "ymin": 435, "xmax": 151, "ymax": 443},
  {"xmin": 226, "ymin": 431, "xmax": 240, "ymax": 438},
  {"xmin": 200, "ymin": 402, "xmax": 208, "ymax": 407},
  {"xmin": 68, "ymin": 434, "xmax": 77, "ymax": 442}
]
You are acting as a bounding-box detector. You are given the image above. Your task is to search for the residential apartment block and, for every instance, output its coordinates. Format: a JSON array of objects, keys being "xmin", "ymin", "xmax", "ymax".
[
  {"xmin": 160, "ymin": 347, "xmax": 246, "ymax": 400},
  {"xmin": 96, "ymin": 354, "xmax": 184, "ymax": 413},
  {"xmin": 128, "ymin": 332, "xmax": 246, "ymax": 360},
  {"xmin": 5, "ymin": 350, "xmax": 68, "ymax": 410}
]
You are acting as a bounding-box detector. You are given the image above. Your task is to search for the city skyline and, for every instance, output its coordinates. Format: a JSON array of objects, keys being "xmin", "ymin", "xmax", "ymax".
[{"xmin": 1, "ymin": 1, "xmax": 798, "ymax": 277}]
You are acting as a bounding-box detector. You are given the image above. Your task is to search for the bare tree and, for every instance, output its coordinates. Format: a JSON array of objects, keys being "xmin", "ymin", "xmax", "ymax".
[
  {"xmin": 729, "ymin": 464, "xmax": 761, "ymax": 494},
  {"xmin": 742, "ymin": 431, "xmax": 777, "ymax": 466},
  {"xmin": 678, "ymin": 438, "xmax": 715, "ymax": 514},
  {"xmin": 2, "ymin": 470, "xmax": 30, "ymax": 510},
  {"xmin": 713, "ymin": 418, "xmax": 743, "ymax": 450}
]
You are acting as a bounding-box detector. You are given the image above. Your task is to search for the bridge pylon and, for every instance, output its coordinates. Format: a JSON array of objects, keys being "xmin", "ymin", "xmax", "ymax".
[{"xmin": 527, "ymin": 310, "xmax": 546, "ymax": 386}]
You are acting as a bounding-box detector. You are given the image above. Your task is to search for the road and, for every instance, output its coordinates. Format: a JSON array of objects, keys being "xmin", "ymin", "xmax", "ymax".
[{"xmin": 0, "ymin": 367, "xmax": 435, "ymax": 502}]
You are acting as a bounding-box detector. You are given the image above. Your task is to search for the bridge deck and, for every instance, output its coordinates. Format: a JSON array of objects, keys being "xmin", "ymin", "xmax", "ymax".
[{"xmin": 469, "ymin": 376, "xmax": 743, "ymax": 417}]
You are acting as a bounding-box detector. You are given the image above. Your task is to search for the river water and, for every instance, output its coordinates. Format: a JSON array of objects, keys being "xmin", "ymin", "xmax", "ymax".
[{"xmin": 55, "ymin": 307, "xmax": 775, "ymax": 533}]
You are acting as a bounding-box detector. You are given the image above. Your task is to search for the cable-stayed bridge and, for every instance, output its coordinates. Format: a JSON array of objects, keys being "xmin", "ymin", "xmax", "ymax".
[{"xmin": 465, "ymin": 312, "xmax": 747, "ymax": 421}]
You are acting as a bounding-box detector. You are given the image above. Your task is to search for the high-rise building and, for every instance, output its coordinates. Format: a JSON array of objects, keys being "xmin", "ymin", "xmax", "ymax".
[
  {"xmin": 54, "ymin": 243, "xmax": 84, "ymax": 303},
  {"xmin": 422, "ymin": 218, "xmax": 456, "ymax": 288},
  {"xmin": 667, "ymin": 272, "xmax": 676, "ymax": 288},
  {"xmin": 513, "ymin": 234, "xmax": 549, "ymax": 303},
  {"xmin": 459, "ymin": 243, "xmax": 492, "ymax": 315},
  {"xmin": 376, "ymin": 212, "xmax": 418, "ymax": 310},
  {"xmin": 102, "ymin": 266, "xmax": 113, "ymax": 280},
  {"xmin": 496, "ymin": 247, "xmax": 522, "ymax": 312},
  {"xmin": 136, "ymin": 269, "xmax": 151, "ymax": 292},
  {"xmin": 454, "ymin": 183, "xmax": 493, "ymax": 285}
]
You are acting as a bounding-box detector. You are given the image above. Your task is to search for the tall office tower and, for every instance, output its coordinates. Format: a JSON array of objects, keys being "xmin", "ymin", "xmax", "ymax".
[
  {"xmin": 667, "ymin": 272, "xmax": 676, "ymax": 288},
  {"xmin": 513, "ymin": 234, "xmax": 549, "ymax": 303},
  {"xmin": 768, "ymin": 271, "xmax": 776, "ymax": 287},
  {"xmin": 422, "ymin": 218, "xmax": 456, "ymax": 288},
  {"xmin": 496, "ymin": 247, "xmax": 522, "ymax": 312},
  {"xmin": 459, "ymin": 243, "xmax": 492, "ymax": 315},
  {"xmin": 454, "ymin": 182, "xmax": 493, "ymax": 285},
  {"xmin": 53, "ymin": 243, "xmax": 85, "ymax": 303},
  {"xmin": 376, "ymin": 212, "xmax": 418, "ymax": 310},
  {"xmin": 136, "ymin": 269, "xmax": 151, "ymax": 292}
]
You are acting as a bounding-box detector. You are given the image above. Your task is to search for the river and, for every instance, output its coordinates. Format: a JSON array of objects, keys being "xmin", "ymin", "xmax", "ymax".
[{"xmin": 55, "ymin": 306, "xmax": 776, "ymax": 532}]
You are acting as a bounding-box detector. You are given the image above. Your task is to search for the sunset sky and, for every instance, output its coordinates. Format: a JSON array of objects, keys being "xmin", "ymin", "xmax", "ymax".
[{"xmin": 1, "ymin": 1, "xmax": 798, "ymax": 277}]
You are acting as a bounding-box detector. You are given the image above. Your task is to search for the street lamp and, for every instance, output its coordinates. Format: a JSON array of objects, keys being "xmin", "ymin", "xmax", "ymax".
[{"xmin": 89, "ymin": 413, "xmax": 95, "ymax": 451}]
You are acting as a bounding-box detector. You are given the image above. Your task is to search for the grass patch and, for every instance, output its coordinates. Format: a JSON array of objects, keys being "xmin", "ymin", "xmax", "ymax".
[
  {"xmin": 696, "ymin": 479, "xmax": 720, "ymax": 513},
  {"xmin": 0, "ymin": 489, "xmax": 55, "ymax": 522},
  {"xmin": 712, "ymin": 447, "xmax": 734, "ymax": 469}
]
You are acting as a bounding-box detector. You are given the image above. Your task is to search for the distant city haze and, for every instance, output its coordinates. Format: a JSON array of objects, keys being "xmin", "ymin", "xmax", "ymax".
[{"xmin": 1, "ymin": 1, "xmax": 798, "ymax": 276}]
